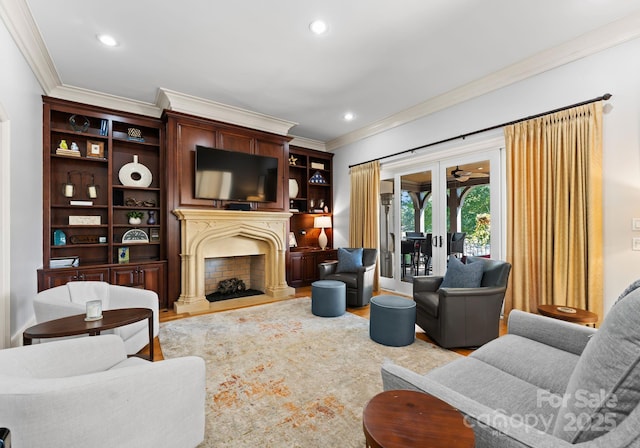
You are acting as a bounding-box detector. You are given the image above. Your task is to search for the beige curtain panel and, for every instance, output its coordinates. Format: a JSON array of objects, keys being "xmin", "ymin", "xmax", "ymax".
[
  {"xmin": 504, "ymin": 102, "xmax": 603, "ymax": 319},
  {"xmin": 349, "ymin": 161, "xmax": 380, "ymax": 291}
]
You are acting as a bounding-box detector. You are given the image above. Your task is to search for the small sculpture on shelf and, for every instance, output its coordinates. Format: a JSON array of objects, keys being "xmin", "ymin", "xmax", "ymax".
[
  {"xmin": 125, "ymin": 197, "xmax": 156, "ymax": 207},
  {"xmin": 127, "ymin": 128, "xmax": 144, "ymax": 142},
  {"xmin": 68, "ymin": 114, "xmax": 90, "ymax": 133},
  {"xmin": 56, "ymin": 140, "xmax": 80, "ymax": 157}
]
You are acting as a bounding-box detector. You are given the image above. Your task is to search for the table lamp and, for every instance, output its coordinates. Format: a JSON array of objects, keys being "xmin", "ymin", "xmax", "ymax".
[{"xmin": 314, "ymin": 216, "xmax": 332, "ymax": 250}]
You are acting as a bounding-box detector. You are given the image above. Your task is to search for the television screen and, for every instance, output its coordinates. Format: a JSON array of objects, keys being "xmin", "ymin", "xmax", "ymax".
[{"xmin": 195, "ymin": 146, "xmax": 279, "ymax": 203}]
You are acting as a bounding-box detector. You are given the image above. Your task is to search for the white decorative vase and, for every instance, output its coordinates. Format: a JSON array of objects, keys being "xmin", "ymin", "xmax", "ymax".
[
  {"xmin": 289, "ymin": 179, "xmax": 299, "ymax": 198},
  {"xmin": 129, "ymin": 217, "xmax": 142, "ymax": 225},
  {"xmin": 119, "ymin": 155, "xmax": 153, "ymax": 188}
]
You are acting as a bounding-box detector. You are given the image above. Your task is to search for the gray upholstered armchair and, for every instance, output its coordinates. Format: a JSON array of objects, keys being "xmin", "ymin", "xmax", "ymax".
[
  {"xmin": 413, "ymin": 256, "xmax": 511, "ymax": 348},
  {"xmin": 318, "ymin": 247, "xmax": 377, "ymax": 307}
]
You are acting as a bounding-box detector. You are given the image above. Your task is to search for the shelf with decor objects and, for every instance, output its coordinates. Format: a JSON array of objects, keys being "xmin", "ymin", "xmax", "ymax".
[
  {"xmin": 286, "ymin": 146, "xmax": 334, "ymax": 286},
  {"xmin": 39, "ymin": 97, "xmax": 168, "ymax": 308},
  {"xmin": 288, "ymin": 146, "xmax": 333, "ymax": 214}
]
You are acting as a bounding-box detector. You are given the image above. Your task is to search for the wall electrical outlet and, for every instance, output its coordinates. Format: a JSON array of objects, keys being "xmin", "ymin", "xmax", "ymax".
[
  {"xmin": 633, "ymin": 218, "xmax": 640, "ymax": 231},
  {"xmin": 634, "ymin": 237, "xmax": 640, "ymax": 251}
]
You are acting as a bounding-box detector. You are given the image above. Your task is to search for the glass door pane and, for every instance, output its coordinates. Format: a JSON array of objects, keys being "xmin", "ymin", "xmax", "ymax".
[
  {"xmin": 442, "ymin": 160, "xmax": 491, "ymax": 264},
  {"xmin": 379, "ymin": 148, "xmax": 501, "ymax": 295},
  {"xmin": 399, "ymin": 169, "xmax": 434, "ymax": 289},
  {"xmin": 379, "ymin": 179, "xmax": 394, "ymax": 279}
]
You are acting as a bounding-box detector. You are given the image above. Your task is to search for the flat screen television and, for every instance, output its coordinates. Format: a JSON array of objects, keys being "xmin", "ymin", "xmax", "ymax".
[{"xmin": 195, "ymin": 145, "xmax": 279, "ymax": 203}]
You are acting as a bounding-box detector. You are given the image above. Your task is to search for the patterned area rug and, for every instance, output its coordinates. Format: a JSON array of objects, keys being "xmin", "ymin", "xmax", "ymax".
[{"xmin": 160, "ymin": 297, "xmax": 460, "ymax": 447}]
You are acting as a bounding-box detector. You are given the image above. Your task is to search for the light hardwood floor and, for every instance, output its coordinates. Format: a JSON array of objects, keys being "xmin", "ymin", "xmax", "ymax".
[{"xmin": 140, "ymin": 286, "xmax": 508, "ymax": 361}]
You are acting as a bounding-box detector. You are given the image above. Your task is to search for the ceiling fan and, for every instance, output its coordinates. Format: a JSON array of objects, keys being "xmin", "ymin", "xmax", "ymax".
[{"xmin": 448, "ymin": 166, "xmax": 490, "ymax": 182}]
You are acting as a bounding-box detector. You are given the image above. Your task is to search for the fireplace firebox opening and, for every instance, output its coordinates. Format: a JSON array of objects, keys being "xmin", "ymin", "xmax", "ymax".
[{"xmin": 204, "ymin": 254, "xmax": 265, "ymax": 303}]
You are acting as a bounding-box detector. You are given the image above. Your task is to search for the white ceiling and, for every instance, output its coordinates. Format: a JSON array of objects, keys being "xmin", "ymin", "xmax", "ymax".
[{"xmin": 18, "ymin": 0, "xmax": 640, "ymax": 144}]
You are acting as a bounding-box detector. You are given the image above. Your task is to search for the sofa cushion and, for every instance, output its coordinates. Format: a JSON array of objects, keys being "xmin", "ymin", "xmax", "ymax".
[
  {"xmin": 553, "ymin": 287, "xmax": 640, "ymax": 443},
  {"xmin": 426, "ymin": 356, "xmax": 560, "ymax": 433},
  {"xmin": 336, "ymin": 248, "xmax": 363, "ymax": 273},
  {"xmin": 471, "ymin": 334, "xmax": 580, "ymax": 396},
  {"xmin": 440, "ymin": 257, "xmax": 484, "ymax": 288}
]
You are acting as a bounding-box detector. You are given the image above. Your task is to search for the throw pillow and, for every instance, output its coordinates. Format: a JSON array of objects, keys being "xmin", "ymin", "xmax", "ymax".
[
  {"xmin": 552, "ymin": 286, "xmax": 640, "ymax": 443},
  {"xmin": 439, "ymin": 257, "xmax": 484, "ymax": 288},
  {"xmin": 336, "ymin": 248, "xmax": 363, "ymax": 273},
  {"xmin": 614, "ymin": 278, "xmax": 640, "ymax": 305}
]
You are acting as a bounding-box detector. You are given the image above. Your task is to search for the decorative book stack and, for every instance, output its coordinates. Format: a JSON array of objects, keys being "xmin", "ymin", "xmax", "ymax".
[{"xmin": 56, "ymin": 147, "xmax": 81, "ymax": 157}]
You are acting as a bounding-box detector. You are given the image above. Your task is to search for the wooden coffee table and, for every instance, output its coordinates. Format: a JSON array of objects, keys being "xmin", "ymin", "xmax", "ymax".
[
  {"xmin": 537, "ymin": 304, "xmax": 598, "ymax": 326},
  {"xmin": 363, "ymin": 389, "xmax": 475, "ymax": 448},
  {"xmin": 23, "ymin": 308, "xmax": 154, "ymax": 361}
]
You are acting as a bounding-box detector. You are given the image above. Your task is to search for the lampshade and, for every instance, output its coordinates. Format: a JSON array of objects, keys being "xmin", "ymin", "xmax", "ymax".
[{"xmin": 314, "ymin": 216, "xmax": 332, "ymax": 229}]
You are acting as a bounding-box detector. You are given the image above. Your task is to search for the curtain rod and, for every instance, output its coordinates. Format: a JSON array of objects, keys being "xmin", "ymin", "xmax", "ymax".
[{"xmin": 349, "ymin": 93, "xmax": 612, "ymax": 169}]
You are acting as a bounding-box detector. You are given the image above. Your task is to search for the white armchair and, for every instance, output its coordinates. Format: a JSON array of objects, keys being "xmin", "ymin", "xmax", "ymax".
[
  {"xmin": 0, "ymin": 334, "xmax": 205, "ymax": 448},
  {"xmin": 33, "ymin": 282, "xmax": 159, "ymax": 355}
]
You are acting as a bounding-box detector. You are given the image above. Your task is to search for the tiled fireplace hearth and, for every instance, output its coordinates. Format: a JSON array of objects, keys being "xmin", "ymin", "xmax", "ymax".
[{"xmin": 173, "ymin": 209, "xmax": 295, "ymax": 313}]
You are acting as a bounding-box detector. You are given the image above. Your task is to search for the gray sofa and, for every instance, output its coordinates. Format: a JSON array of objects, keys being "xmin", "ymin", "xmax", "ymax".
[{"xmin": 382, "ymin": 285, "xmax": 640, "ymax": 447}]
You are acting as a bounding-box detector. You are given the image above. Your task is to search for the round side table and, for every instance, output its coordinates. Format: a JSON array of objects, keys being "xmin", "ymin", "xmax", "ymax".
[
  {"xmin": 537, "ymin": 304, "xmax": 598, "ymax": 326},
  {"xmin": 363, "ymin": 390, "xmax": 475, "ymax": 448}
]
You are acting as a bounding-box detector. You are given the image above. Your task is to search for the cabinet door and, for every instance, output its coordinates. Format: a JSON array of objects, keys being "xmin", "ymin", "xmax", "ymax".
[
  {"xmin": 111, "ymin": 263, "xmax": 165, "ymax": 307},
  {"xmin": 78, "ymin": 268, "xmax": 110, "ymax": 282},
  {"xmin": 301, "ymin": 253, "xmax": 317, "ymax": 284},
  {"xmin": 139, "ymin": 263, "xmax": 165, "ymax": 307},
  {"xmin": 111, "ymin": 266, "xmax": 139, "ymax": 287},
  {"xmin": 288, "ymin": 252, "xmax": 304, "ymax": 286},
  {"xmin": 38, "ymin": 267, "xmax": 109, "ymax": 291},
  {"xmin": 39, "ymin": 269, "xmax": 81, "ymax": 290}
]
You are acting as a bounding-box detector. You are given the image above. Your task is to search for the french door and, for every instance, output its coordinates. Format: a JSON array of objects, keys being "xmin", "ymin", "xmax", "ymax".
[{"xmin": 379, "ymin": 142, "xmax": 503, "ymax": 296}]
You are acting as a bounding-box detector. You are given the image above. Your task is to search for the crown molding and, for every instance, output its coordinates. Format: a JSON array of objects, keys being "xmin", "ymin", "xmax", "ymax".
[
  {"xmin": 326, "ymin": 11, "xmax": 640, "ymax": 151},
  {"xmin": 4, "ymin": 0, "xmax": 640, "ymax": 148},
  {"xmin": 157, "ymin": 88, "xmax": 297, "ymax": 136},
  {"xmin": 49, "ymin": 85, "xmax": 162, "ymax": 118},
  {"xmin": 0, "ymin": 0, "xmax": 59, "ymax": 93},
  {"xmin": 288, "ymin": 135, "xmax": 327, "ymax": 152}
]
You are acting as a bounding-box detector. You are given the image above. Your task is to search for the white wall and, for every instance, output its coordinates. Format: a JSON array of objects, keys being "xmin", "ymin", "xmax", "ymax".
[
  {"xmin": 2, "ymin": 19, "xmax": 640, "ymax": 342},
  {"xmin": 0, "ymin": 19, "xmax": 44, "ymax": 344},
  {"xmin": 332, "ymin": 37, "xmax": 640, "ymax": 314}
]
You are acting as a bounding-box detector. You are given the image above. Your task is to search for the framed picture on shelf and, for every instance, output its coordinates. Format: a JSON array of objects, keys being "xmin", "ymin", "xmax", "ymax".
[
  {"xmin": 118, "ymin": 247, "xmax": 129, "ymax": 264},
  {"xmin": 86, "ymin": 140, "xmax": 104, "ymax": 159}
]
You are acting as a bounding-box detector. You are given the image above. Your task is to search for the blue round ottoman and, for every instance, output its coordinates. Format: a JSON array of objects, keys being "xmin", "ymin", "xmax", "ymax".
[
  {"xmin": 369, "ymin": 295, "xmax": 416, "ymax": 346},
  {"xmin": 311, "ymin": 280, "xmax": 346, "ymax": 317}
]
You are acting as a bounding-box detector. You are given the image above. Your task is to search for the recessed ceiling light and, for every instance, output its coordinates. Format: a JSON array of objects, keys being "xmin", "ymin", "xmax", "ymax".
[
  {"xmin": 97, "ymin": 34, "xmax": 118, "ymax": 47},
  {"xmin": 343, "ymin": 112, "xmax": 355, "ymax": 121},
  {"xmin": 309, "ymin": 20, "xmax": 328, "ymax": 35}
]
